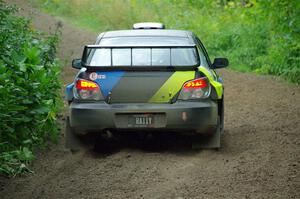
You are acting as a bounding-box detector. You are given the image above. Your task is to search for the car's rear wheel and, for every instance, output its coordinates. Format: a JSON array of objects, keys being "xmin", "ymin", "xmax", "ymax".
[
  {"xmin": 65, "ymin": 117, "xmax": 85, "ymax": 152},
  {"xmin": 192, "ymin": 116, "xmax": 221, "ymax": 149},
  {"xmin": 218, "ymin": 97, "xmax": 224, "ymax": 134}
]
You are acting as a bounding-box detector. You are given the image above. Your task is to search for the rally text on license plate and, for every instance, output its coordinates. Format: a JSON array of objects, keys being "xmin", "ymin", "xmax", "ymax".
[{"xmin": 135, "ymin": 116, "xmax": 152, "ymax": 125}]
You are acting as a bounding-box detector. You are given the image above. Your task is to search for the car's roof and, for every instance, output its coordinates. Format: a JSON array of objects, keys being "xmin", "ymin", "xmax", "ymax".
[{"xmin": 101, "ymin": 29, "xmax": 193, "ymax": 38}]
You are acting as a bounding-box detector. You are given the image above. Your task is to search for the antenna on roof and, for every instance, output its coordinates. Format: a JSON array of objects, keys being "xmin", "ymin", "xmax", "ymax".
[{"xmin": 133, "ymin": 22, "xmax": 165, "ymax": 29}]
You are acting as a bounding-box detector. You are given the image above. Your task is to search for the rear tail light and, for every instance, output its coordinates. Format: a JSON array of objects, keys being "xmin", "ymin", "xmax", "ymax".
[
  {"xmin": 178, "ymin": 77, "xmax": 211, "ymax": 100},
  {"xmin": 74, "ymin": 79, "xmax": 103, "ymax": 100}
]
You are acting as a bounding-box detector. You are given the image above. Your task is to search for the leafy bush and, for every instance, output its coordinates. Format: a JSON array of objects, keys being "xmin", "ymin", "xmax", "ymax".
[
  {"xmin": 0, "ymin": 1, "xmax": 62, "ymax": 176},
  {"xmin": 32, "ymin": 0, "xmax": 299, "ymax": 84}
]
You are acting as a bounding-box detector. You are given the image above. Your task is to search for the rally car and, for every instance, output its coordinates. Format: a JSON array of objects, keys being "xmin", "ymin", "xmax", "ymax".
[{"xmin": 65, "ymin": 22, "xmax": 228, "ymax": 150}]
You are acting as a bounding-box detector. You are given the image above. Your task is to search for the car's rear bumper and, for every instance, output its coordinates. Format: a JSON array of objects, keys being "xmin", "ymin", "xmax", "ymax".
[{"xmin": 69, "ymin": 101, "xmax": 218, "ymax": 134}]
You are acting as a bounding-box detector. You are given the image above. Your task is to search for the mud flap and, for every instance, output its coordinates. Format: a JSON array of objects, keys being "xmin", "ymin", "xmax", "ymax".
[
  {"xmin": 65, "ymin": 117, "xmax": 86, "ymax": 152},
  {"xmin": 192, "ymin": 119, "xmax": 221, "ymax": 149}
]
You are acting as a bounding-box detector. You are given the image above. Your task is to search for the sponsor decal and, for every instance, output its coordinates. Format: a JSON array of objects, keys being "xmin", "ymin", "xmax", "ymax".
[
  {"xmin": 89, "ymin": 72, "xmax": 106, "ymax": 80},
  {"xmin": 182, "ymin": 111, "xmax": 187, "ymax": 121}
]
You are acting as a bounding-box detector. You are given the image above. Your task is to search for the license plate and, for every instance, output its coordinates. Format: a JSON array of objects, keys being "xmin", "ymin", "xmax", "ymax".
[{"xmin": 128, "ymin": 114, "xmax": 154, "ymax": 127}]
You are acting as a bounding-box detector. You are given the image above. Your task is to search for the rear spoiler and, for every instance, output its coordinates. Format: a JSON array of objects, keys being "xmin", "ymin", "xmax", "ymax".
[
  {"xmin": 81, "ymin": 44, "xmax": 200, "ymax": 71},
  {"xmin": 84, "ymin": 44, "xmax": 197, "ymax": 48}
]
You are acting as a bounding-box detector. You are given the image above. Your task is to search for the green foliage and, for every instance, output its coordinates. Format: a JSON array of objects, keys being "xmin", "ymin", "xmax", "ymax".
[
  {"xmin": 0, "ymin": 1, "xmax": 62, "ymax": 176},
  {"xmin": 31, "ymin": 0, "xmax": 299, "ymax": 83}
]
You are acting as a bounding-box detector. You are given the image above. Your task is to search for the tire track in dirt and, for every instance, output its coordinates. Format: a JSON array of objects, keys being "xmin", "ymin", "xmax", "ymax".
[{"xmin": 1, "ymin": 1, "xmax": 299, "ymax": 199}]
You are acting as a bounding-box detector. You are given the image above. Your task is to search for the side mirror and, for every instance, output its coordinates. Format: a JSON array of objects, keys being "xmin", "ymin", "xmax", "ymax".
[
  {"xmin": 72, "ymin": 58, "xmax": 82, "ymax": 69},
  {"xmin": 211, "ymin": 58, "xmax": 229, "ymax": 69}
]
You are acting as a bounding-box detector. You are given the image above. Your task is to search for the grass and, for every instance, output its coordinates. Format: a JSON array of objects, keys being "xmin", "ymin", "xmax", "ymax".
[{"xmin": 29, "ymin": 0, "xmax": 300, "ymax": 84}]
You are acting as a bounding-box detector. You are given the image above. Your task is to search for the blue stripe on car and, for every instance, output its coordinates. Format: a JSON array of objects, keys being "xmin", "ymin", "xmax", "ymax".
[{"xmin": 95, "ymin": 71, "xmax": 125, "ymax": 97}]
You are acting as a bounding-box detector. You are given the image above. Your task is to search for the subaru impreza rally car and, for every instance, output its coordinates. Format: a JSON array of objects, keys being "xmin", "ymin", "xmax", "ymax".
[{"xmin": 65, "ymin": 23, "xmax": 228, "ymax": 150}]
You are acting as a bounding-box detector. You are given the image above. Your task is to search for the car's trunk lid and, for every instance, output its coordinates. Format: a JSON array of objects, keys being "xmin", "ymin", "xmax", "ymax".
[{"xmin": 90, "ymin": 70, "xmax": 195, "ymax": 103}]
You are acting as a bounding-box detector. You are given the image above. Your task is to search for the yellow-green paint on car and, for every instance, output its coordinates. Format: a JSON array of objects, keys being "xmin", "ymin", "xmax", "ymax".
[
  {"xmin": 148, "ymin": 71, "xmax": 195, "ymax": 103},
  {"xmin": 198, "ymin": 66, "xmax": 223, "ymax": 99}
]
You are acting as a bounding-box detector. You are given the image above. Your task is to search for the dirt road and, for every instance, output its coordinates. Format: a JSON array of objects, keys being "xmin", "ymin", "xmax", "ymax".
[{"xmin": 1, "ymin": 1, "xmax": 299, "ymax": 198}]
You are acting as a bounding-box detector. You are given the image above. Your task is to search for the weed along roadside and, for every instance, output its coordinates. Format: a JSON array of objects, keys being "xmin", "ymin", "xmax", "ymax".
[{"xmin": 0, "ymin": 1, "xmax": 62, "ymax": 176}]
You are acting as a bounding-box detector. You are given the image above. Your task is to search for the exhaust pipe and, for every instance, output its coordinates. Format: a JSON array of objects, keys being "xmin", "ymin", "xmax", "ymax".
[{"xmin": 102, "ymin": 129, "xmax": 113, "ymax": 139}]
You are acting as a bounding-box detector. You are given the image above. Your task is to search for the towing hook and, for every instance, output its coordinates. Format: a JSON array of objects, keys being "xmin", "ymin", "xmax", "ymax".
[{"xmin": 107, "ymin": 92, "xmax": 112, "ymax": 104}]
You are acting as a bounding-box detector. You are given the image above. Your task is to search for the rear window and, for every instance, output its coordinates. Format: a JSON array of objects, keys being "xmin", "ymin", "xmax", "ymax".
[{"xmin": 86, "ymin": 47, "xmax": 198, "ymax": 67}]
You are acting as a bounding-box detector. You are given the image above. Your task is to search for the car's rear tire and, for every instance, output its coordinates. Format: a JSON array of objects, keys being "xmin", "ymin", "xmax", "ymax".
[
  {"xmin": 192, "ymin": 116, "xmax": 221, "ymax": 149},
  {"xmin": 65, "ymin": 117, "xmax": 84, "ymax": 152},
  {"xmin": 219, "ymin": 97, "xmax": 224, "ymax": 134}
]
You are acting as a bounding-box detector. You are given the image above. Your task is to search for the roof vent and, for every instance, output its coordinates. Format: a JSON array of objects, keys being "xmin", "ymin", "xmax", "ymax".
[{"xmin": 133, "ymin": 22, "xmax": 165, "ymax": 29}]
